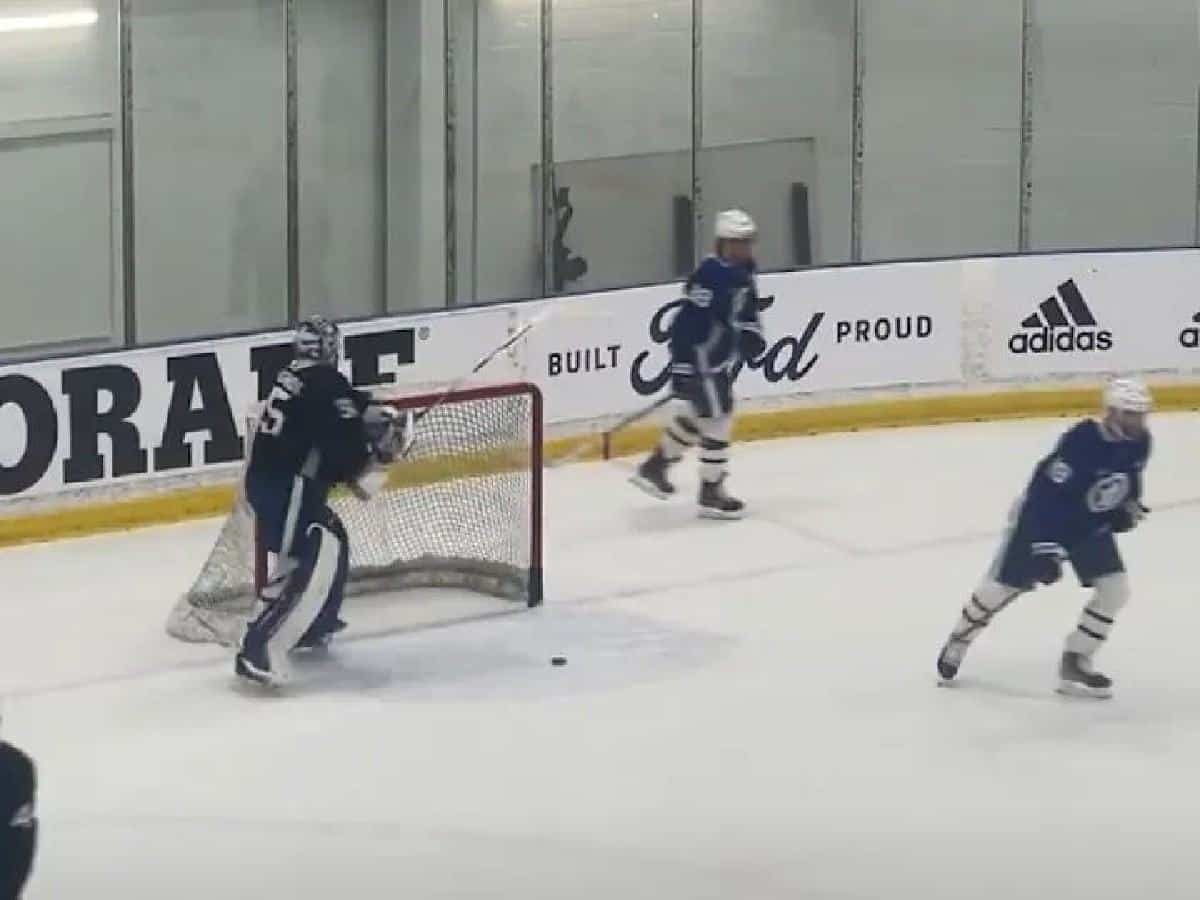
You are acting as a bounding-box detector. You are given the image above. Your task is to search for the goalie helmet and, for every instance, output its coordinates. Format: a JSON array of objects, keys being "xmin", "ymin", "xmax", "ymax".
[
  {"xmin": 1103, "ymin": 377, "xmax": 1152, "ymax": 414},
  {"xmin": 714, "ymin": 209, "xmax": 757, "ymax": 241},
  {"xmin": 294, "ymin": 315, "xmax": 340, "ymax": 367}
]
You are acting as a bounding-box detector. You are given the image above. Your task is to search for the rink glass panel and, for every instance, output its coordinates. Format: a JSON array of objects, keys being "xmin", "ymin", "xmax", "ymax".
[
  {"xmin": 0, "ymin": 0, "xmax": 121, "ymax": 357},
  {"xmin": 858, "ymin": 0, "xmax": 1021, "ymax": 261},
  {"xmin": 700, "ymin": 0, "xmax": 854, "ymax": 269},
  {"xmin": 1027, "ymin": 0, "xmax": 1200, "ymax": 251}
]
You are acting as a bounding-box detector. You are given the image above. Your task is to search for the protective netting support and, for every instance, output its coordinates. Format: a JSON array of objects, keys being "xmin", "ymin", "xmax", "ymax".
[{"xmin": 167, "ymin": 382, "xmax": 543, "ymax": 645}]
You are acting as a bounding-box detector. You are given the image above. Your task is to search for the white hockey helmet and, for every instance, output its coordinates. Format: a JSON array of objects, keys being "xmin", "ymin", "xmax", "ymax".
[
  {"xmin": 714, "ymin": 209, "xmax": 757, "ymax": 241},
  {"xmin": 1103, "ymin": 377, "xmax": 1152, "ymax": 414}
]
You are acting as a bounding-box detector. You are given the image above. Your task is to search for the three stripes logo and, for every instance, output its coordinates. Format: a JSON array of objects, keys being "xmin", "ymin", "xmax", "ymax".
[{"xmin": 1008, "ymin": 279, "xmax": 1113, "ymax": 354}]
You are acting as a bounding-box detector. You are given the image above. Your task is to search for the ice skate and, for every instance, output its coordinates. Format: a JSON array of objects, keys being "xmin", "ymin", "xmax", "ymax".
[
  {"xmin": 235, "ymin": 648, "xmax": 282, "ymax": 688},
  {"xmin": 698, "ymin": 476, "xmax": 744, "ymax": 520},
  {"xmin": 1057, "ymin": 651, "xmax": 1112, "ymax": 699},
  {"xmin": 936, "ymin": 637, "xmax": 969, "ymax": 684},
  {"xmin": 630, "ymin": 448, "xmax": 676, "ymax": 500},
  {"xmin": 294, "ymin": 617, "xmax": 347, "ymax": 653},
  {"xmin": 235, "ymin": 630, "xmax": 286, "ymax": 687}
]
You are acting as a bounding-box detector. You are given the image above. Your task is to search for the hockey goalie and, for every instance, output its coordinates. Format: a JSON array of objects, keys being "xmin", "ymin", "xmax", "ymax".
[{"xmin": 235, "ymin": 315, "xmax": 410, "ymax": 687}]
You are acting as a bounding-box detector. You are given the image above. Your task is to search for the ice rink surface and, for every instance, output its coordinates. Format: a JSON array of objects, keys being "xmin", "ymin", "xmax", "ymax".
[{"xmin": 4, "ymin": 413, "xmax": 1200, "ymax": 899}]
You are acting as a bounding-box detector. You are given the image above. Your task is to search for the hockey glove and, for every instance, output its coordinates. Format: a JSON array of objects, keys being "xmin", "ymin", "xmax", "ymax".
[
  {"xmin": 363, "ymin": 405, "xmax": 414, "ymax": 463},
  {"xmin": 1030, "ymin": 541, "xmax": 1066, "ymax": 586},
  {"xmin": 737, "ymin": 328, "xmax": 767, "ymax": 363},
  {"xmin": 1109, "ymin": 500, "xmax": 1149, "ymax": 534}
]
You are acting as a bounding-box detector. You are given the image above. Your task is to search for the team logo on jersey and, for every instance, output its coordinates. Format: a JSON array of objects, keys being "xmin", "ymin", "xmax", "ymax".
[
  {"xmin": 1085, "ymin": 472, "xmax": 1130, "ymax": 513},
  {"xmin": 1008, "ymin": 279, "xmax": 1113, "ymax": 354},
  {"xmin": 1047, "ymin": 458, "xmax": 1072, "ymax": 484},
  {"xmin": 1179, "ymin": 312, "xmax": 1200, "ymax": 348}
]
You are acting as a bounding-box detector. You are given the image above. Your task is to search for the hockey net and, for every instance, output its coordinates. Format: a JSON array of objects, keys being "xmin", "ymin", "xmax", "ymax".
[{"xmin": 167, "ymin": 382, "xmax": 543, "ymax": 645}]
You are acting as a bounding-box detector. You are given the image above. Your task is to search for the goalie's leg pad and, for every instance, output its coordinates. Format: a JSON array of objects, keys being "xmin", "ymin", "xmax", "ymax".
[
  {"xmin": 240, "ymin": 520, "xmax": 344, "ymax": 683},
  {"xmin": 297, "ymin": 511, "xmax": 350, "ymax": 648}
]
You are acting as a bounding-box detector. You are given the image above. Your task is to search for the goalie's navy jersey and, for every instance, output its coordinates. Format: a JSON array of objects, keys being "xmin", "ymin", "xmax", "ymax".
[
  {"xmin": 669, "ymin": 255, "xmax": 763, "ymax": 376},
  {"xmin": 247, "ymin": 361, "xmax": 372, "ymax": 487},
  {"xmin": 1020, "ymin": 418, "xmax": 1151, "ymax": 546}
]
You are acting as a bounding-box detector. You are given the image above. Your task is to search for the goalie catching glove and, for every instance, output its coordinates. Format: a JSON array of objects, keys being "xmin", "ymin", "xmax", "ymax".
[
  {"xmin": 363, "ymin": 404, "xmax": 414, "ymax": 464},
  {"xmin": 351, "ymin": 405, "xmax": 414, "ymax": 501}
]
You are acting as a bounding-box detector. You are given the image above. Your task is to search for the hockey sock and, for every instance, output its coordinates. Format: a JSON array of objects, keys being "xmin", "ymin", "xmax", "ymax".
[
  {"xmin": 951, "ymin": 581, "xmax": 1021, "ymax": 643},
  {"xmin": 1065, "ymin": 573, "xmax": 1129, "ymax": 657},
  {"xmin": 660, "ymin": 414, "xmax": 699, "ymax": 462},
  {"xmin": 697, "ymin": 415, "xmax": 733, "ymax": 483}
]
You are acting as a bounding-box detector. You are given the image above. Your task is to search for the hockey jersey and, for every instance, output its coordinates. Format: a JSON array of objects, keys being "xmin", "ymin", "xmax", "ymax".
[
  {"xmin": 669, "ymin": 255, "xmax": 765, "ymax": 377},
  {"xmin": 0, "ymin": 740, "xmax": 36, "ymax": 899},
  {"xmin": 1021, "ymin": 418, "xmax": 1151, "ymax": 546},
  {"xmin": 247, "ymin": 361, "xmax": 372, "ymax": 488}
]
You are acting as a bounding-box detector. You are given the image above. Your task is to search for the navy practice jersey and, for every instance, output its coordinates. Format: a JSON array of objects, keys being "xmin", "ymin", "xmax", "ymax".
[
  {"xmin": 669, "ymin": 255, "xmax": 764, "ymax": 377},
  {"xmin": 248, "ymin": 361, "xmax": 372, "ymax": 488},
  {"xmin": 0, "ymin": 740, "xmax": 36, "ymax": 898},
  {"xmin": 1021, "ymin": 418, "xmax": 1151, "ymax": 546}
]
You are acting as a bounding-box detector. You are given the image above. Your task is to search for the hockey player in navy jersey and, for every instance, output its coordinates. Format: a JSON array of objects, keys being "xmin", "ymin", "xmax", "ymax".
[
  {"xmin": 936, "ymin": 378, "xmax": 1153, "ymax": 698},
  {"xmin": 0, "ymin": 719, "xmax": 36, "ymax": 898},
  {"xmin": 235, "ymin": 315, "xmax": 406, "ymax": 687},
  {"xmin": 630, "ymin": 209, "xmax": 766, "ymax": 519}
]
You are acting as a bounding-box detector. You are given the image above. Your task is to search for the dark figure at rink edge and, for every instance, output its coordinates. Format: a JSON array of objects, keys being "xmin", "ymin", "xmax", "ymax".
[
  {"xmin": 937, "ymin": 378, "xmax": 1153, "ymax": 699},
  {"xmin": 631, "ymin": 208, "xmax": 767, "ymax": 519},
  {"xmin": 236, "ymin": 315, "xmax": 408, "ymax": 687},
  {"xmin": 0, "ymin": 719, "xmax": 37, "ymax": 898}
]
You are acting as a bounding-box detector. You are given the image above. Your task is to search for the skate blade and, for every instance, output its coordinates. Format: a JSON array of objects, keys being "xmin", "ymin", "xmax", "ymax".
[
  {"xmin": 629, "ymin": 473, "xmax": 672, "ymax": 501},
  {"xmin": 698, "ymin": 506, "xmax": 744, "ymax": 521},
  {"xmin": 235, "ymin": 655, "xmax": 287, "ymax": 689},
  {"xmin": 1056, "ymin": 680, "xmax": 1112, "ymax": 700}
]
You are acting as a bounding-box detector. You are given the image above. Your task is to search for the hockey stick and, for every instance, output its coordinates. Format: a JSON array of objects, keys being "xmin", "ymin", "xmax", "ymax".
[
  {"xmin": 412, "ymin": 315, "xmax": 543, "ymax": 425},
  {"xmin": 549, "ymin": 394, "xmax": 673, "ymax": 467},
  {"xmin": 392, "ymin": 308, "xmax": 562, "ymax": 460}
]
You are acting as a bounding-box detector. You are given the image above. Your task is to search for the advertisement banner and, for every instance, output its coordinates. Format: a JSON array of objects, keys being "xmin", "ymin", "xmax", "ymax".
[
  {"xmin": 528, "ymin": 262, "xmax": 965, "ymax": 423},
  {"xmin": 0, "ymin": 307, "xmax": 518, "ymax": 499},
  {"xmin": 981, "ymin": 250, "xmax": 1200, "ymax": 379}
]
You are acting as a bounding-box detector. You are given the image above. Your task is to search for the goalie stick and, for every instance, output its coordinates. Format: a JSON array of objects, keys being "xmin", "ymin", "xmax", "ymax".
[{"xmin": 398, "ymin": 309, "xmax": 558, "ymax": 458}]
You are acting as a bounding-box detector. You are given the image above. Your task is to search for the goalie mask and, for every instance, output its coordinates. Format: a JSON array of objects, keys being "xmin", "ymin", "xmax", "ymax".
[{"xmin": 294, "ymin": 315, "xmax": 341, "ymax": 367}]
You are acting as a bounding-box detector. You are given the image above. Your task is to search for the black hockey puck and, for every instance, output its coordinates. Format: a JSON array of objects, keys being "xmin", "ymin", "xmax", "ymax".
[{"xmin": 551, "ymin": 656, "xmax": 567, "ymax": 666}]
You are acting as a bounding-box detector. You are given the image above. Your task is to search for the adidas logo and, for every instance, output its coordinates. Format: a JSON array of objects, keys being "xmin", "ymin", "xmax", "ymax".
[
  {"xmin": 1180, "ymin": 312, "xmax": 1200, "ymax": 348},
  {"xmin": 1008, "ymin": 279, "xmax": 1113, "ymax": 354}
]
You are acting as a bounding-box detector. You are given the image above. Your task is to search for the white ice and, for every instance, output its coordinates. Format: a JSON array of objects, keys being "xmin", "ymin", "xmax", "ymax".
[{"xmin": 4, "ymin": 414, "xmax": 1200, "ymax": 900}]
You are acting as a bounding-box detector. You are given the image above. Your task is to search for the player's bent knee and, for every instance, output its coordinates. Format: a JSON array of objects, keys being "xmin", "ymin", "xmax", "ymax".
[{"xmin": 1091, "ymin": 572, "xmax": 1130, "ymax": 616}]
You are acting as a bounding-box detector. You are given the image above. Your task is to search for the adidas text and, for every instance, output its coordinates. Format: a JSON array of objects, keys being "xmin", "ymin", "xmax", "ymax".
[
  {"xmin": 1009, "ymin": 279, "xmax": 1111, "ymax": 355},
  {"xmin": 1008, "ymin": 328, "xmax": 1113, "ymax": 354},
  {"xmin": 1179, "ymin": 312, "xmax": 1200, "ymax": 348}
]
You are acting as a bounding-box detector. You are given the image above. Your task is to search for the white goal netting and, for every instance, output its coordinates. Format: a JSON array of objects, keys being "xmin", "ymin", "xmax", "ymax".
[{"xmin": 167, "ymin": 382, "xmax": 543, "ymax": 645}]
